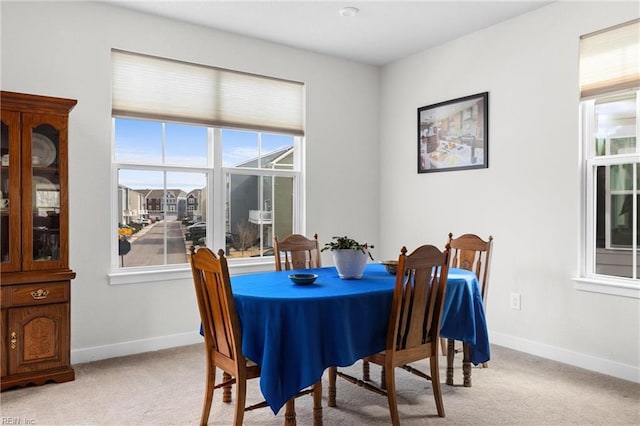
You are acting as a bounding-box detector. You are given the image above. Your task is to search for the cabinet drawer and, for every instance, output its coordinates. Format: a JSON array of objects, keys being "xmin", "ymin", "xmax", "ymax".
[{"xmin": 2, "ymin": 282, "xmax": 69, "ymax": 307}]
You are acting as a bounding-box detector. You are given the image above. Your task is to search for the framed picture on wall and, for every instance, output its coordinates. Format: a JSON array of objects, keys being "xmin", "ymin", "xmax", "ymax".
[{"xmin": 417, "ymin": 92, "xmax": 488, "ymax": 173}]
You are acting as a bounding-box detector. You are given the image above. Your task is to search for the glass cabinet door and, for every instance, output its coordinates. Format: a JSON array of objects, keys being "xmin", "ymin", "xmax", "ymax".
[
  {"xmin": 0, "ymin": 110, "xmax": 21, "ymax": 272},
  {"xmin": 22, "ymin": 113, "xmax": 69, "ymax": 271}
]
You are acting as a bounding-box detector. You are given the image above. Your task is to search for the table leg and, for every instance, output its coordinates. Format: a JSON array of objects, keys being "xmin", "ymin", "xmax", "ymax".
[
  {"xmin": 362, "ymin": 360, "xmax": 370, "ymax": 381},
  {"xmin": 463, "ymin": 342, "xmax": 472, "ymax": 387},
  {"xmin": 328, "ymin": 366, "xmax": 337, "ymax": 407},
  {"xmin": 446, "ymin": 338, "xmax": 454, "ymax": 386},
  {"xmin": 313, "ymin": 381, "xmax": 323, "ymax": 426},
  {"xmin": 284, "ymin": 399, "xmax": 296, "ymax": 425},
  {"xmin": 222, "ymin": 372, "xmax": 232, "ymax": 403}
]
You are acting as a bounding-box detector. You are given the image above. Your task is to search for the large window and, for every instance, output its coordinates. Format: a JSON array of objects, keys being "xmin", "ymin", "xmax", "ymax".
[
  {"xmin": 111, "ymin": 50, "xmax": 304, "ymax": 275},
  {"xmin": 579, "ymin": 19, "xmax": 639, "ymax": 293},
  {"xmin": 114, "ymin": 119, "xmax": 301, "ymax": 270}
]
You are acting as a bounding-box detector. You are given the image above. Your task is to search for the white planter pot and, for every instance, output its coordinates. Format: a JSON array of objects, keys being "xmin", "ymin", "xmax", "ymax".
[{"xmin": 332, "ymin": 249, "xmax": 368, "ymax": 279}]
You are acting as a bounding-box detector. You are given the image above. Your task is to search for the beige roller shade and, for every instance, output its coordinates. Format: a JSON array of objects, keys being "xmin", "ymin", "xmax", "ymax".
[
  {"xmin": 112, "ymin": 49, "xmax": 305, "ymax": 136},
  {"xmin": 580, "ymin": 19, "xmax": 640, "ymax": 99}
]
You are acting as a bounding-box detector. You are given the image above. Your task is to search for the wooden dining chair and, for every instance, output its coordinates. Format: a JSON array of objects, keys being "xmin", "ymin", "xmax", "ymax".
[
  {"xmin": 328, "ymin": 244, "xmax": 451, "ymax": 425},
  {"xmin": 443, "ymin": 232, "xmax": 493, "ymax": 385},
  {"xmin": 190, "ymin": 247, "xmax": 321, "ymax": 425},
  {"xmin": 273, "ymin": 233, "xmax": 321, "ymax": 271}
]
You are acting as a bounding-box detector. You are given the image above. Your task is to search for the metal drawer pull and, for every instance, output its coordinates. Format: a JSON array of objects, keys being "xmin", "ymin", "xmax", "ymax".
[
  {"xmin": 10, "ymin": 331, "xmax": 17, "ymax": 349},
  {"xmin": 30, "ymin": 289, "xmax": 50, "ymax": 300}
]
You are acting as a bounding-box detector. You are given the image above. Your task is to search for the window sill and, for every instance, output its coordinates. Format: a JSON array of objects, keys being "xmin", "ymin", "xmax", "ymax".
[
  {"xmin": 108, "ymin": 259, "xmax": 276, "ymax": 285},
  {"xmin": 573, "ymin": 276, "xmax": 640, "ymax": 299}
]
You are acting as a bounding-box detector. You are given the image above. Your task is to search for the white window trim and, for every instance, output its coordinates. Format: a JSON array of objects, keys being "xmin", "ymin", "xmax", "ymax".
[
  {"xmin": 573, "ymin": 276, "xmax": 640, "ymax": 299},
  {"xmin": 108, "ymin": 261, "xmax": 281, "ymax": 286},
  {"xmin": 108, "ymin": 124, "xmax": 305, "ymax": 285},
  {"xmin": 576, "ymin": 94, "xmax": 640, "ymax": 298}
]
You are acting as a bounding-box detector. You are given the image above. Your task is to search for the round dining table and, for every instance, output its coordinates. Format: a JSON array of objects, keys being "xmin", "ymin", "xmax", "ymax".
[{"xmin": 229, "ymin": 263, "xmax": 489, "ymax": 414}]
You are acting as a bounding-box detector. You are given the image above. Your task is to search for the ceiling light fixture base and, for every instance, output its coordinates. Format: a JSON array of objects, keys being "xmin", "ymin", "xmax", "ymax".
[{"xmin": 339, "ymin": 7, "xmax": 359, "ymax": 17}]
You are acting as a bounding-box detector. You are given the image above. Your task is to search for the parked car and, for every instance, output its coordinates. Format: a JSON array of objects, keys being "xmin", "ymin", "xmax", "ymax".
[
  {"xmin": 186, "ymin": 222, "xmax": 206, "ymax": 241},
  {"xmin": 187, "ymin": 221, "xmax": 206, "ymax": 231},
  {"xmin": 118, "ymin": 222, "xmax": 134, "ymax": 236},
  {"xmin": 132, "ymin": 218, "xmax": 151, "ymax": 225}
]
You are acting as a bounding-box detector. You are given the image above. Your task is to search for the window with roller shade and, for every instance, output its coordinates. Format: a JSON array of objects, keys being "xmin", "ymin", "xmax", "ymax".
[
  {"xmin": 579, "ymin": 19, "xmax": 640, "ymax": 291},
  {"xmin": 111, "ymin": 50, "xmax": 304, "ymax": 275}
]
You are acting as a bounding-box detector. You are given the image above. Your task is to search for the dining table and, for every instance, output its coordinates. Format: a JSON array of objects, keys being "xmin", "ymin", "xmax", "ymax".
[{"xmin": 228, "ymin": 262, "xmax": 490, "ymax": 415}]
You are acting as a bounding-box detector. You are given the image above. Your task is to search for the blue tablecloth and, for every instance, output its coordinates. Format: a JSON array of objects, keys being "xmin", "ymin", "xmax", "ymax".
[
  {"xmin": 227, "ymin": 263, "xmax": 489, "ymax": 414},
  {"xmin": 439, "ymin": 267, "xmax": 491, "ymax": 366}
]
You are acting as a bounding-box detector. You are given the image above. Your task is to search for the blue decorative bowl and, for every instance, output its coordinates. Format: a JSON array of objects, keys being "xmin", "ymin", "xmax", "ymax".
[
  {"xmin": 380, "ymin": 260, "xmax": 398, "ymax": 275},
  {"xmin": 288, "ymin": 273, "xmax": 318, "ymax": 285}
]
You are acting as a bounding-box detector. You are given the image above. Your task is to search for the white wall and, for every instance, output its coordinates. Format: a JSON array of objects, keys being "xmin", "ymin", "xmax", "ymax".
[
  {"xmin": 379, "ymin": 1, "xmax": 639, "ymax": 381},
  {"xmin": 1, "ymin": 2, "xmax": 380, "ymax": 360}
]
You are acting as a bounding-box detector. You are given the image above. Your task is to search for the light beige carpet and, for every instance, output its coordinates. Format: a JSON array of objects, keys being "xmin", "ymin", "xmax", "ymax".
[{"xmin": 1, "ymin": 344, "xmax": 638, "ymax": 425}]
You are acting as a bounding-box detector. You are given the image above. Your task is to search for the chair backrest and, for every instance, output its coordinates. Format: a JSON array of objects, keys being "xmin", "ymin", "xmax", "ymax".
[
  {"xmin": 447, "ymin": 233, "xmax": 493, "ymax": 304},
  {"xmin": 190, "ymin": 247, "xmax": 244, "ymax": 371},
  {"xmin": 273, "ymin": 233, "xmax": 321, "ymax": 271},
  {"xmin": 387, "ymin": 244, "xmax": 450, "ymax": 353}
]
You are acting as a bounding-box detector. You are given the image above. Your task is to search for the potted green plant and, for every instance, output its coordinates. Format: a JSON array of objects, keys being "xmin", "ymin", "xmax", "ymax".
[{"xmin": 321, "ymin": 236, "xmax": 374, "ymax": 279}]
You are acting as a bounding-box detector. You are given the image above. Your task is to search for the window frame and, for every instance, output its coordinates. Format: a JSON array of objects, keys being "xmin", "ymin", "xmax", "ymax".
[
  {"xmin": 108, "ymin": 120, "xmax": 305, "ymax": 285},
  {"xmin": 576, "ymin": 92, "xmax": 640, "ymax": 299}
]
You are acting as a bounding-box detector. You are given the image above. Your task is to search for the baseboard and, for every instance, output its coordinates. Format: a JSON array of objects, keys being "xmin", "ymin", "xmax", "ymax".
[
  {"xmin": 490, "ymin": 330, "xmax": 639, "ymax": 383},
  {"xmin": 71, "ymin": 330, "xmax": 639, "ymax": 384},
  {"xmin": 70, "ymin": 331, "xmax": 203, "ymax": 365}
]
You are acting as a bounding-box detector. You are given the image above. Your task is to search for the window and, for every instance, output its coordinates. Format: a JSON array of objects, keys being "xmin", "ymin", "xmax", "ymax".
[
  {"xmin": 111, "ymin": 50, "xmax": 304, "ymax": 277},
  {"xmin": 583, "ymin": 93, "xmax": 639, "ymax": 278},
  {"xmin": 579, "ymin": 19, "xmax": 640, "ymax": 296}
]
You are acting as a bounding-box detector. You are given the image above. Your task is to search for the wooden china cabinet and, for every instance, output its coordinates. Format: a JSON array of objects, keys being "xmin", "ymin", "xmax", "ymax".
[{"xmin": 0, "ymin": 91, "xmax": 77, "ymax": 390}]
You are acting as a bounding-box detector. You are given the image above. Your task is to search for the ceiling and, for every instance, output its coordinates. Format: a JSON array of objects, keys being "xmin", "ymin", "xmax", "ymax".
[{"xmin": 105, "ymin": 1, "xmax": 552, "ymax": 66}]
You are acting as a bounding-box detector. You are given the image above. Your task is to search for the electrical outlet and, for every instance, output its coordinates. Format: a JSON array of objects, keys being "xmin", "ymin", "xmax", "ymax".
[{"xmin": 510, "ymin": 293, "xmax": 521, "ymax": 310}]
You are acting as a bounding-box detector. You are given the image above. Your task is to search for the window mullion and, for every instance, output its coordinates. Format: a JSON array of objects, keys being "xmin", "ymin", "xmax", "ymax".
[
  {"xmin": 162, "ymin": 123, "xmax": 168, "ymax": 265},
  {"xmin": 633, "ymin": 164, "xmax": 637, "ymax": 279},
  {"xmin": 212, "ymin": 128, "xmax": 223, "ymax": 253},
  {"xmin": 583, "ymin": 101, "xmax": 596, "ymax": 276}
]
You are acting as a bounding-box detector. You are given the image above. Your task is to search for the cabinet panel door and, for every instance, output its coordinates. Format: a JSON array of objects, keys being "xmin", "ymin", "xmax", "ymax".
[
  {"xmin": 0, "ymin": 110, "xmax": 21, "ymax": 273},
  {"xmin": 21, "ymin": 113, "xmax": 69, "ymax": 271},
  {"xmin": 7, "ymin": 303, "xmax": 69, "ymax": 374}
]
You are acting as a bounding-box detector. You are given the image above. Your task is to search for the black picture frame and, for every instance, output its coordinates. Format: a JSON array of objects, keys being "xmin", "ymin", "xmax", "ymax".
[{"xmin": 418, "ymin": 92, "xmax": 488, "ymax": 173}]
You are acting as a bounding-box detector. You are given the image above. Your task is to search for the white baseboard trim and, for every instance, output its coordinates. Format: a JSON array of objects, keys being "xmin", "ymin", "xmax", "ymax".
[
  {"xmin": 490, "ymin": 330, "xmax": 639, "ymax": 383},
  {"xmin": 70, "ymin": 331, "xmax": 203, "ymax": 365},
  {"xmin": 71, "ymin": 330, "xmax": 639, "ymax": 384}
]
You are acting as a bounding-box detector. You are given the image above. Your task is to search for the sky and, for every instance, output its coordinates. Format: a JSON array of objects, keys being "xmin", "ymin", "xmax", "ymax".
[{"xmin": 115, "ymin": 118, "xmax": 293, "ymax": 192}]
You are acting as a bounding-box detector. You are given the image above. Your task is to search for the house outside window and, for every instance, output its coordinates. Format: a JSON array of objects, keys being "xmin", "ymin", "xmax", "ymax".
[
  {"xmin": 111, "ymin": 50, "xmax": 304, "ymax": 275},
  {"xmin": 579, "ymin": 19, "xmax": 640, "ymax": 296}
]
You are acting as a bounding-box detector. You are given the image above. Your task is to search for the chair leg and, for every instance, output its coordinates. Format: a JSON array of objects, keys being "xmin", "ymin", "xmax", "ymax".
[
  {"xmin": 440, "ymin": 337, "xmax": 447, "ymax": 356},
  {"xmin": 430, "ymin": 355, "xmax": 445, "ymax": 417},
  {"xmin": 362, "ymin": 360, "xmax": 370, "ymax": 381},
  {"xmin": 284, "ymin": 399, "xmax": 296, "ymax": 425},
  {"xmin": 462, "ymin": 342, "xmax": 472, "ymax": 387},
  {"xmin": 200, "ymin": 358, "xmax": 216, "ymax": 426},
  {"xmin": 328, "ymin": 366, "xmax": 337, "ymax": 407},
  {"xmin": 446, "ymin": 339, "xmax": 454, "ymax": 386},
  {"xmin": 384, "ymin": 365, "xmax": 400, "ymax": 426},
  {"xmin": 222, "ymin": 372, "xmax": 233, "ymax": 403},
  {"xmin": 313, "ymin": 381, "xmax": 323, "ymax": 426},
  {"xmin": 233, "ymin": 377, "xmax": 247, "ymax": 426}
]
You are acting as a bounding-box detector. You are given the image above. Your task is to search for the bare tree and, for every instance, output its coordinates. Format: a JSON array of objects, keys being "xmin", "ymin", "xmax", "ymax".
[{"xmin": 233, "ymin": 218, "xmax": 258, "ymax": 255}]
